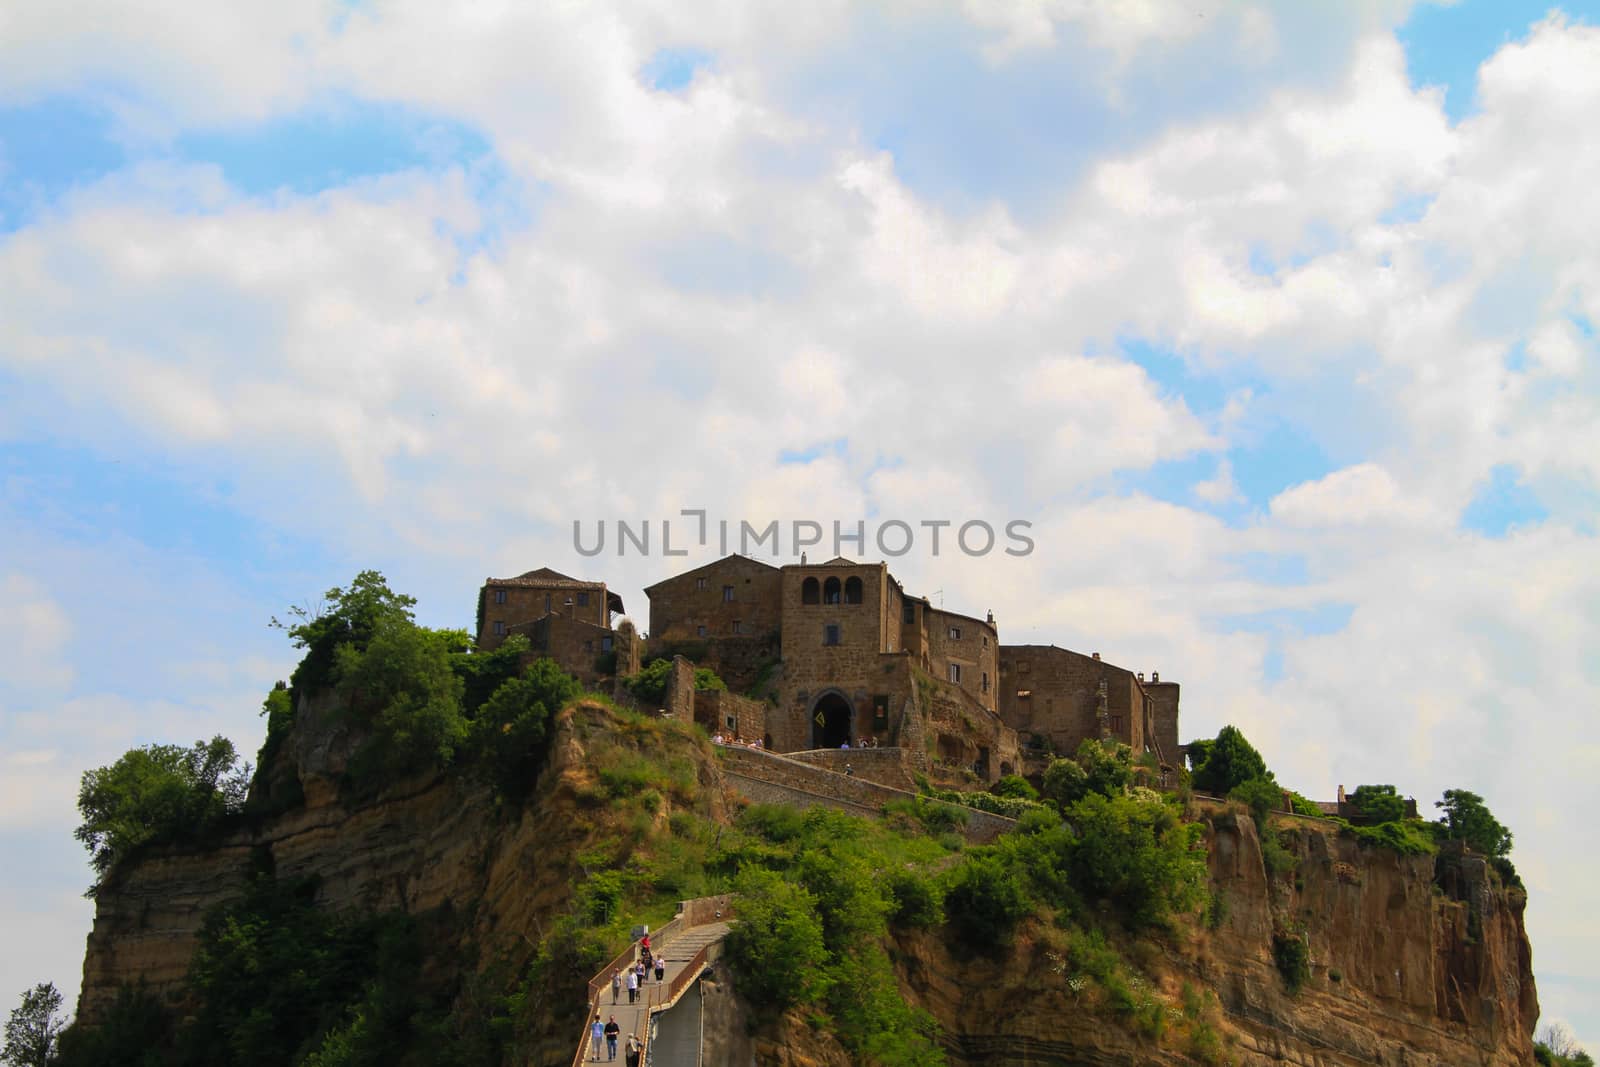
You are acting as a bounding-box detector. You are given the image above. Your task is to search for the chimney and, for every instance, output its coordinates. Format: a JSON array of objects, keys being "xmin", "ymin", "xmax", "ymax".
[
  {"xmin": 1151, "ymin": 671, "xmax": 1159, "ymax": 683},
  {"xmin": 1337, "ymin": 784, "xmax": 1346, "ymax": 804},
  {"xmin": 1137, "ymin": 672, "xmax": 1145, "ymax": 682},
  {"xmin": 1092, "ymin": 652, "xmax": 1100, "ymax": 660}
]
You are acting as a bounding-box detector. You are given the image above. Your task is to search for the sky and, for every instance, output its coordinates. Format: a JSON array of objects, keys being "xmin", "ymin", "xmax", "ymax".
[{"xmin": 1, "ymin": 0, "xmax": 1597, "ymax": 1050}]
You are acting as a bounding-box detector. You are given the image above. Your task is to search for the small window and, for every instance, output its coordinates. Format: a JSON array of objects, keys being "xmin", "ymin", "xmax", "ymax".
[
  {"xmin": 696, "ymin": 625, "xmax": 707, "ymax": 637},
  {"xmin": 948, "ymin": 663, "xmax": 962, "ymax": 683},
  {"xmin": 732, "ymin": 620, "xmax": 744, "ymax": 634},
  {"xmin": 802, "ymin": 577, "xmax": 820, "ymax": 604},
  {"xmin": 726, "ymin": 715, "xmax": 736, "ymax": 729},
  {"xmin": 545, "ymin": 594, "xmax": 552, "ymax": 612},
  {"xmin": 493, "ymin": 621, "xmax": 506, "ymax": 636},
  {"xmin": 903, "ymin": 602, "xmax": 915, "ymax": 624},
  {"xmin": 824, "ymin": 624, "xmax": 841, "ymax": 646},
  {"xmin": 722, "ymin": 585, "xmax": 734, "ymax": 602},
  {"xmin": 494, "ymin": 589, "xmax": 507, "ymax": 605},
  {"xmin": 696, "ymin": 577, "xmax": 708, "ymax": 590},
  {"xmin": 948, "ymin": 626, "xmax": 961, "ymax": 640},
  {"xmin": 601, "ymin": 636, "xmax": 614, "ymax": 652},
  {"xmin": 843, "ymin": 576, "xmax": 863, "ymax": 604},
  {"xmin": 823, "ymin": 577, "xmax": 841, "ymax": 604},
  {"xmin": 982, "ymin": 635, "xmax": 989, "ymax": 648},
  {"xmin": 577, "ymin": 591, "xmax": 590, "ymax": 607},
  {"xmin": 982, "ymin": 672, "xmax": 989, "ymax": 693}
]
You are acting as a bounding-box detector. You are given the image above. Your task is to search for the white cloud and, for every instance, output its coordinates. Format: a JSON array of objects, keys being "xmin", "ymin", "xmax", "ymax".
[{"xmin": 0, "ymin": 574, "xmax": 74, "ymax": 694}]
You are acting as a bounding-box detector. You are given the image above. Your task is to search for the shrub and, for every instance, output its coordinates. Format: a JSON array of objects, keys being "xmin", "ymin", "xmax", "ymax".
[
  {"xmin": 1434, "ymin": 789, "xmax": 1514, "ymax": 862},
  {"xmin": 1041, "ymin": 757, "xmax": 1089, "ymax": 808},
  {"xmin": 75, "ymin": 736, "xmax": 249, "ymax": 888},
  {"xmin": 1273, "ymin": 931, "xmax": 1310, "ymax": 993},
  {"xmin": 1229, "ymin": 776, "xmax": 1283, "ymax": 826},
  {"xmin": 991, "ymin": 774, "xmax": 1039, "ymax": 801},
  {"xmin": 1063, "ymin": 792, "xmax": 1207, "ymax": 929},
  {"xmin": 944, "ymin": 850, "xmax": 1032, "ymax": 949},
  {"xmin": 466, "ymin": 658, "xmax": 581, "ymax": 800},
  {"xmin": 275, "ymin": 571, "xmax": 417, "ymax": 694},
  {"xmin": 886, "ymin": 869, "xmax": 944, "ymax": 929},
  {"xmin": 620, "ymin": 659, "xmax": 727, "ymax": 705}
]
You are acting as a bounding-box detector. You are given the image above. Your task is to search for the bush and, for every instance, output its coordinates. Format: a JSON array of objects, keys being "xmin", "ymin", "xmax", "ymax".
[
  {"xmin": 466, "ymin": 658, "xmax": 581, "ymax": 800},
  {"xmin": 1041, "ymin": 757, "xmax": 1090, "ymax": 808},
  {"xmin": 944, "ymin": 850, "xmax": 1032, "ymax": 949},
  {"xmin": 1190, "ymin": 726, "xmax": 1271, "ymax": 795},
  {"xmin": 1434, "ymin": 789, "xmax": 1513, "ymax": 862},
  {"xmin": 886, "ymin": 870, "xmax": 944, "ymax": 929},
  {"xmin": 276, "ymin": 571, "xmax": 418, "ymax": 694},
  {"xmin": 1229, "ymin": 776, "xmax": 1283, "ymax": 826},
  {"xmin": 620, "ymin": 659, "xmax": 726, "ymax": 706},
  {"xmin": 1273, "ymin": 931, "xmax": 1310, "ymax": 994},
  {"xmin": 991, "ymin": 774, "xmax": 1039, "ymax": 801},
  {"xmin": 1063, "ymin": 792, "xmax": 1207, "ymax": 929},
  {"xmin": 75, "ymin": 736, "xmax": 248, "ymax": 888}
]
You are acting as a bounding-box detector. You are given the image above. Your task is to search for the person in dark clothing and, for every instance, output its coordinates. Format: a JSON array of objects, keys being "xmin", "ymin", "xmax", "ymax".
[
  {"xmin": 603, "ymin": 1016, "xmax": 620, "ymax": 1060},
  {"xmin": 624, "ymin": 1034, "xmax": 642, "ymax": 1067}
]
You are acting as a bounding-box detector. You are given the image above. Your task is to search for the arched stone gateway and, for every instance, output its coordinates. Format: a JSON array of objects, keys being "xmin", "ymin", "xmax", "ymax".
[{"xmin": 809, "ymin": 690, "xmax": 854, "ymax": 749}]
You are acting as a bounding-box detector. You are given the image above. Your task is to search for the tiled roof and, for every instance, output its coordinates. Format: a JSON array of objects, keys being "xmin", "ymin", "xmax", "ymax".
[{"xmin": 486, "ymin": 567, "xmax": 603, "ymax": 589}]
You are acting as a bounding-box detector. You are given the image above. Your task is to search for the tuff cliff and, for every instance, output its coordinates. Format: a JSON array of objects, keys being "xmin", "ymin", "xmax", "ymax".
[{"xmin": 76, "ymin": 697, "xmax": 1537, "ymax": 1066}]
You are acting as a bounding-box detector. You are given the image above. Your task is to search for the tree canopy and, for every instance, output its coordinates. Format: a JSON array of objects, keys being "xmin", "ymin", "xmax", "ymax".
[
  {"xmin": 1189, "ymin": 725, "xmax": 1271, "ymax": 795},
  {"xmin": 1435, "ymin": 789, "xmax": 1513, "ymax": 860},
  {"xmin": 3, "ymin": 983, "xmax": 65, "ymax": 1067}
]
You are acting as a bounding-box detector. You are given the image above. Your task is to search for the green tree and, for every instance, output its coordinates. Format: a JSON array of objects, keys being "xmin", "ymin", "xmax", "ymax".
[
  {"xmin": 1064, "ymin": 792, "xmax": 1206, "ymax": 929},
  {"xmin": 724, "ymin": 867, "xmax": 829, "ymax": 1008},
  {"xmin": 1076, "ymin": 739, "xmax": 1134, "ymax": 797},
  {"xmin": 467, "ymin": 658, "xmax": 582, "ymax": 799},
  {"xmin": 1040, "ymin": 757, "xmax": 1089, "ymax": 809},
  {"xmin": 335, "ymin": 619, "xmax": 467, "ymax": 777},
  {"xmin": 1190, "ymin": 726, "xmax": 1271, "ymax": 795},
  {"xmin": 621, "ymin": 660, "xmax": 725, "ymax": 706},
  {"xmin": 275, "ymin": 571, "xmax": 418, "ymax": 692},
  {"xmin": 944, "ymin": 850, "xmax": 1032, "ymax": 949},
  {"xmin": 1434, "ymin": 789, "xmax": 1513, "ymax": 860},
  {"xmin": 3, "ymin": 982, "xmax": 65, "ymax": 1067},
  {"xmin": 1228, "ymin": 777, "xmax": 1284, "ymax": 826},
  {"xmin": 1347, "ymin": 784, "xmax": 1406, "ymax": 826},
  {"xmin": 75, "ymin": 737, "xmax": 248, "ymax": 887}
]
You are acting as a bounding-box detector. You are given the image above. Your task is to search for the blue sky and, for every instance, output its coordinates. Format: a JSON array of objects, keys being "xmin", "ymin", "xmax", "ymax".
[{"xmin": 2, "ymin": 0, "xmax": 1599, "ymax": 1052}]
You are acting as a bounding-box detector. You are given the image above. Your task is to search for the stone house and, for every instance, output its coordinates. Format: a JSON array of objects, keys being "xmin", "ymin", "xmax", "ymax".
[
  {"xmin": 998, "ymin": 645, "xmax": 1180, "ymax": 772},
  {"xmin": 475, "ymin": 568, "xmax": 638, "ymax": 687}
]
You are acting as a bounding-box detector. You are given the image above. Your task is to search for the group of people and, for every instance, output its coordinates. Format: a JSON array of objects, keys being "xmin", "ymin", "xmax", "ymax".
[
  {"xmin": 710, "ymin": 732, "xmax": 763, "ymax": 749},
  {"xmin": 839, "ymin": 735, "xmax": 880, "ymax": 748},
  {"xmin": 610, "ymin": 950, "xmax": 666, "ymax": 1005},
  {"xmin": 589, "ymin": 1014, "xmax": 640, "ymax": 1064}
]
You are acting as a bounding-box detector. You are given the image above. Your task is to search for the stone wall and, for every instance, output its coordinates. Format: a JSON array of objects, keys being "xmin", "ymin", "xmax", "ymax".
[
  {"xmin": 664, "ymin": 655, "xmax": 698, "ymax": 718},
  {"xmin": 783, "ymin": 747, "xmax": 919, "ymax": 791},
  {"xmin": 694, "ymin": 689, "xmax": 769, "ymax": 745},
  {"xmin": 479, "ymin": 579, "xmax": 608, "ymax": 649},
  {"xmin": 508, "ymin": 613, "xmax": 617, "ymax": 688},
  {"xmin": 1145, "ymin": 678, "xmax": 1180, "ymax": 765},
  {"xmin": 925, "ymin": 606, "xmax": 1000, "ymax": 713},
  {"xmin": 715, "ymin": 744, "xmax": 1015, "ymax": 844},
  {"xmin": 998, "ymin": 645, "xmax": 1148, "ymax": 757}
]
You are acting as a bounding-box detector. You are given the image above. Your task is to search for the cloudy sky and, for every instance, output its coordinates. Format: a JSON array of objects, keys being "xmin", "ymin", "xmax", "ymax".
[{"xmin": 2, "ymin": 0, "xmax": 1597, "ymax": 1047}]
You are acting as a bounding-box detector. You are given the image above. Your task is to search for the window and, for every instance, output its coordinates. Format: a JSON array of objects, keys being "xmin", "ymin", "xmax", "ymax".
[
  {"xmin": 494, "ymin": 589, "xmax": 507, "ymax": 605},
  {"xmin": 696, "ymin": 577, "xmax": 708, "ymax": 590},
  {"xmin": 903, "ymin": 602, "xmax": 915, "ymax": 624},
  {"xmin": 1111, "ymin": 715, "xmax": 1123, "ymax": 732},
  {"xmin": 576, "ymin": 591, "xmax": 590, "ymax": 607},
  {"xmin": 726, "ymin": 715, "xmax": 736, "ymax": 729},
  {"xmin": 492, "ymin": 621, "xmax": 506, "ymax": 636},
  {"xmin": 732, "ymin": 620, "xmax": 744, "ymax": 634},
  {"xmin": 722, "ymin": 585, "xmax": 735, "ymax": 602},
  {"xmin": 545, "ymin": 594, "xmax": 552, "ymax": 613},
  {"xmin": 696, "ymin": 625, "xmax": 708, "ymax": 638},
  {"xmin": 802, "ymin": 577, "xmax": 820, "ymax": 604},
  {"xmin": 843, "ymin": 576, "xmax": 863, "ymax": 604},
  {"xmin": 982, "ymin": 635, "xmax": 989, "ymax": 648},
  {"xmin": 948, "ymin": 663, "xmax": 962, "ymax": 683},
  {"xmin": 601, "ymin": 636, "xmax": 614, "ymax": 652},
  {"xmin": 824, "ymin": 624, "xmax": 841, "ymax": 646},
  {"xmin": 981, "ymin": 672, "xmax": 989, "ymax": 694},
  {"xmin": 948, "ymin": 626, "xmax": 961, "ymax": 640},
  {"xmin": 823, "ymin": 577, "xmax": 841, "ymax": 604}
]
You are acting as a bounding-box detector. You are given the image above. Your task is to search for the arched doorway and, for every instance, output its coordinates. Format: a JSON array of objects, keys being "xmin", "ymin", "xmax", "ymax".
[{"xmin": 810, "ymin": 691, "xmax": 853, "ymax": 749}]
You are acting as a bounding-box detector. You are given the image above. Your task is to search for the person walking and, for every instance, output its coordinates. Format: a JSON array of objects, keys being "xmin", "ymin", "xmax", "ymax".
[
  {"xmin": 590, "ymin": 1014, "xmax": 604, "ymax": 1061},
  {"xmin": 604, "ymin": 1015, "xmax": 620, "ymax": 1061},
  {"xmin": 611, "ymin": 970, "xmax": 621, "ymax": 1005},
  {"xmin": 654, "ymin": 953, "xmax": 665, "ymax": 983},
  {"xmin": 626, "ymin": 967, "xmax": 638, "ymax": 1004},
  {"xmin": 624, "ymin": 1034, "xmax": 642, "ymax": 1067},
  {"xmin": 636, "ymin": 959, "xmax": 648, "ymax": 987}
]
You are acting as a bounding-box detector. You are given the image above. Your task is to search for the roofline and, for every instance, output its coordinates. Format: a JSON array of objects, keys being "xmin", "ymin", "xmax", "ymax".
[{"xmin": 642, "ymin": 553, "xmax": 781, "ymax": 594}]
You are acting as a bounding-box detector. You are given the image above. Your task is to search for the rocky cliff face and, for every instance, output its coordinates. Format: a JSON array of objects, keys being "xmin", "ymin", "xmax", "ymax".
[{"xmin": 78, "ymin": 699, "xmax": 1536, "ymax": 1066}]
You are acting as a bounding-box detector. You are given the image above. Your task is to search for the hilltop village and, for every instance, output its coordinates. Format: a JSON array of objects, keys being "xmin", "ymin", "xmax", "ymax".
[{"xmin": 476, "ymin": 556, "xmax": 1181, "ymax": 790}]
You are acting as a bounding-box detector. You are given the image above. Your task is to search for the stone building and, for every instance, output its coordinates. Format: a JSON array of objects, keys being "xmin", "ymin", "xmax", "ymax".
[
  {"xmin": 475, "ymin": 568, "xmax": 638, "ymax": 688},
  {"xmin": 998, "ymin": 646, "xmax": 1178, "ymax": 771}
]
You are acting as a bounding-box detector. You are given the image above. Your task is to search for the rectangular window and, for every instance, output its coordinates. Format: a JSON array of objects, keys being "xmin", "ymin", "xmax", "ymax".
[
  {"xmin": 696, "ymin": 577, "xmax": 708, "ymax": 590},
  {"xmin": 576, "ymin": 591, "xmax": 590, "ymax": 607},
  {"xmin": 722, "ymin": 585, "xmax": 734, "ymax": 602},
  {"xmin": 732, "ymin": 620, "xmax": 744, "ymax": 634},
  {"xmin": 696, "ymin": 625, "xmax": 708, "ymax": 638},
  {"xmin": 982, "ymin": 635, "xmax": 989, "ymax": 647},
  {"xmin": 601, "ymin": 636, "xmax": 613, "ymax": 652},
  {"xmin": 494, "ymin": 589, "xmax": 507, "ymax": 604},
  {"xmin": 544, "ymin": 594, "xmax": 552, "ymax": 612},
  {"xmin": 948, "ymin": 626, "xmax": 961, "ymax": 640},
  {"xmin": 1111, "ymin": 715, "xmax": 1123, "ymax": 732},
  {"xmin": 492, "ymin": 621, "xmax": 506, "ymax": 636},
  {"xmin": 981, "ymin": 672, "xmax": 989, "ymax": 693},
  {"xmin": 824, "ymin": 624, "xmax": 841, "ymax": 646},
  {"xmin": 948, "ymin": 663, "xmax": 962, "ymax": 683},
  {"xmin": 903, "ymin": 603, "xmax": 915, "ymax": 624}
]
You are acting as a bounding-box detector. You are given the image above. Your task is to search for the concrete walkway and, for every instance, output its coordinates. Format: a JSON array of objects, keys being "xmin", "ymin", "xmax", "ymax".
[{"xmin": 577, "ymin": 921, "xmax": 731, "ymax": 1065}]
